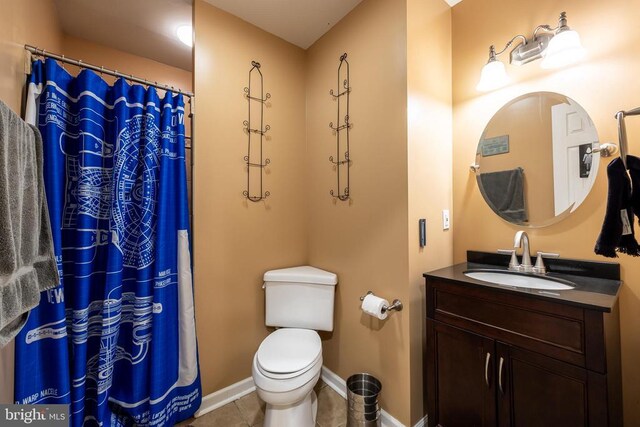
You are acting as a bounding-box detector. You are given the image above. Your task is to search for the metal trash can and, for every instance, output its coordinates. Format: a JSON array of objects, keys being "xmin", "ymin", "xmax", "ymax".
[{"xmin": 346, "ymin": 373, "xmax": 382, "ymax": 427}]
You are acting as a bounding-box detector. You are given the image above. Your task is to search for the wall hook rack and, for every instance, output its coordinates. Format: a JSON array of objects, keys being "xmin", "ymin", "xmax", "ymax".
[
  {"xmin": 328, "ymin": 53, "xmax": 352, "ymax": 201},
  {"xmin": 243, "ymin": 60, "xmax": 271, "ymax": 202}
]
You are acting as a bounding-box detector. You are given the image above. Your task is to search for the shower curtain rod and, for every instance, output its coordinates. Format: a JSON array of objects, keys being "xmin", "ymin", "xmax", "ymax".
[{"xmin": 24, "ymin": 44, "xmax": 195, "ymax": 98}]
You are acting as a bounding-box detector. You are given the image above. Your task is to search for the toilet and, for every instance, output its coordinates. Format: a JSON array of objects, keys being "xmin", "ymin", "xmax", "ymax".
[{"xmin": 252, "ymin": 266, "xmax": 338, "ymax": 427}]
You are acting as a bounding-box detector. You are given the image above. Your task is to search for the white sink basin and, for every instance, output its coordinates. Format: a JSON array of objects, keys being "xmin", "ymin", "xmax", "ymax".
[{"xmin": 464, "ymin": 270, "xmax": 575, "ymax": 290}]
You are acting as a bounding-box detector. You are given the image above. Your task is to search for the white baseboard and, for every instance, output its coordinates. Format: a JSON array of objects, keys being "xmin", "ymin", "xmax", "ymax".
[
  {"xmin": 413, "ymin": 414, "xmax": 428, "ymax": 427},
  {"xmin": 320, "ymin": 366, "xmax": 405, "ymax": 427},
  {"xmin": 195, "ymin": 366, "xmax": 420, "ymax": 427},
  {"xmin": 320, "ymin": 365, "xmax": 348, "ymax": 397},
  {"xmin": 194, "ymin": 376, "xmax": 255, "ymax": 418}
]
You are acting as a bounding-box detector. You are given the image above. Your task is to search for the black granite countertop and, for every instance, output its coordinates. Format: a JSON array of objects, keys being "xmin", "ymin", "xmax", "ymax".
[{"xmin": 423, "ymin": 251, "xmax": 621, "ymax": 312}]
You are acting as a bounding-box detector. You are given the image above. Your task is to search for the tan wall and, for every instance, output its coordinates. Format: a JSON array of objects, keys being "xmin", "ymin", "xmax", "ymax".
[
  {"xmin": 0, "ymin": 0, "xmax": 63, "ymax": 404},
  {"xmin": 0, "ymin": 0, "xmax": 63, "ymax": 114},
  {"xmin": 451, "ymin": 0, "xmax": 640, "ymax": 423},
  {"xmin": 61, "ymin": 34, "xmax": 192, "ymax": 92},
  {"xmin": 305, "ymin": 0, "xmax": 411, "ymax": 423},
  {"xmin": 407, "ymin": 0, "xmax": 452, "ymax": 422},
  {"xmin": 193, "ymin": 0, "xmax": 308, "ymax": 394},
  {"xmin": 192, "ymin": 1, "xmax": 452, "ymax": 422}
]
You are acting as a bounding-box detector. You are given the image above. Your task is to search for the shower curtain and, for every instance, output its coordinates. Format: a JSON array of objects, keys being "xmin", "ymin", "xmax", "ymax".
[{"xmin": 14, "ymin": 58, "xmax": 201, "ymax": 426}]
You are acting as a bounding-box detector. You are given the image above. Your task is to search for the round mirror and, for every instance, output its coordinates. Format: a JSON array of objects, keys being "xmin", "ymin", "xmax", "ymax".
[{"xmin": 476, "ymin": 92, "xmax": 599, "ymax": 227}]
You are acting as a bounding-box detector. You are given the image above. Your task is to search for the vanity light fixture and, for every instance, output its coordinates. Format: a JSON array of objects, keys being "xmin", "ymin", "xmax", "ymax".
[
  {"xmin": 540, "ymin": 16, "xmax": 586, "ymax": 69},
  {"xmin": 476, "ymin": 12, "xmax": 585, "ymax": 92},
  {"xmin": 476, "ymin": 45, "xmax": 510, "ymax": 92}
]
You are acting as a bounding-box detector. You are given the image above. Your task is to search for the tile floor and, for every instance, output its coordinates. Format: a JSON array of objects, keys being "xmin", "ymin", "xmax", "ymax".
[{"xmin": 175, "ymin": 380, "xmax": 347, "ymax": 427}]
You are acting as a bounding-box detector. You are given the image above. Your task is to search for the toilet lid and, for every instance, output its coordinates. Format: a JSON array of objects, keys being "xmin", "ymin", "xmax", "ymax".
[{"xmin": 257, "ymin": 329, "xmax": 322, "ymax": 374}]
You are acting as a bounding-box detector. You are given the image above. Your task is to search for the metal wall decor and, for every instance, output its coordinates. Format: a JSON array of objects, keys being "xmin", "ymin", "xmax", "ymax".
[
  {"xmin": 329, "ymin": 53, "xmax": 352, "ymax": 201},
  {"xmin": 243, "ymin": 60, "xmax": 271, "ymax": 201}
]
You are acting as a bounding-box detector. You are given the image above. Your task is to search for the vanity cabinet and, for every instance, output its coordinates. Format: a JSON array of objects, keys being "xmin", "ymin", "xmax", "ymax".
[
  {"xmin": 424, "ymin": 271, "xmax": 622, "ymax": 427},
  {"xmin": 427, "ymin": 321, "xmax": 496, "ymax": 426},
  {"xmin": 495, "ymin": 342, "xmax": 596, "ymax": 427}
]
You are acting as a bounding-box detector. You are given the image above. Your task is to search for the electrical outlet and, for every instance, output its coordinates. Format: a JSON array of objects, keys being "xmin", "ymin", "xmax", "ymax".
[{"xmin": 442, "ymin": 210, "xmax": 450, "ymax": 230}]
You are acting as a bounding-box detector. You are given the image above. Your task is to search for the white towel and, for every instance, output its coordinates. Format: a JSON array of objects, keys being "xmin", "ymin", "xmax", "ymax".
[{"xmin": 0, "ymin": 100, "xmax": 59, "ymax": 348}]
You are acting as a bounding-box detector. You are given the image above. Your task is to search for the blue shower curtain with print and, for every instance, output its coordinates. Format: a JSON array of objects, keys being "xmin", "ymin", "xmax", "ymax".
[{"xmin": 14, "ymin": 58, "xmax": 201, "ymax": 426}]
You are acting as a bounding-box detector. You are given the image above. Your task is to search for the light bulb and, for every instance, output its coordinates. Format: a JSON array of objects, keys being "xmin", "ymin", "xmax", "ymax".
[
  {"xmin": 176, "ymin": 24, "xmax": 193, "ymax": 47},
  {"xmin": 540, "ymin": 29, "xmax": 585, "ymax": 69},
  {"xmin": 476, "ymin": 59, "xmax": 509, "ymax": 92}
]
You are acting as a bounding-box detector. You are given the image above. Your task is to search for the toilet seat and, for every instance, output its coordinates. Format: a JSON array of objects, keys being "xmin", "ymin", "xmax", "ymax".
[
  {"xmin": 253, "ymin": 328, "xmax": 323, "ymax": 394},
  {"xmin": 252, "ymin": 352, "xmax": 322, "ymax": 394},
  {"xmin": 257, "ymin": 352, "xmax": 322, "ymax": 380},
  {"xmin": 257, "ymin": 329, "xmax": 322, "ymax": 378}
]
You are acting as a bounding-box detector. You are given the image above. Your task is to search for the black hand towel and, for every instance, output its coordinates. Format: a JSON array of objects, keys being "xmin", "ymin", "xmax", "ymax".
[
  {"xmin": 594, "ymin": 157, "xmax": 640, "ymax": 257},
  {"xmin": 627, "ymin": 155, "xmax": 640, "ymax": 216}
]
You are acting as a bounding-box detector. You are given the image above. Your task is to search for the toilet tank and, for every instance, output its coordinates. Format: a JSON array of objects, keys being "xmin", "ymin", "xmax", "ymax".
[{"xmin": 263, "ymin": 266, "xmax": 338, "ymax": 331}]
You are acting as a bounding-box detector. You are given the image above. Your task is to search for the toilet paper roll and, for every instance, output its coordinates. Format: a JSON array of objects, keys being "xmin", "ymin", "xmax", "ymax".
[{"xmin": 361, "ymin": 294, "xmax": 389, "ymax": 320}]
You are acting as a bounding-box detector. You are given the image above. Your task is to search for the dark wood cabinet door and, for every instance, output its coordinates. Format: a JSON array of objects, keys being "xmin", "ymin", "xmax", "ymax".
[
  {"xmin": 427, "ymin": 320, "xmax": 496, "ymax": 427},
  {"xmin": 496, "ymin": 342, "xmax": 601, "ymax": 427}
]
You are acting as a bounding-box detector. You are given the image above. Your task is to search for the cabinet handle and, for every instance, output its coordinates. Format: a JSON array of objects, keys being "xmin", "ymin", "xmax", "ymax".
[
  {"xmin": 498, "ymin": 357, "xmax": 505, "ymax": 395},
  {"xmin": 484, "ymin": 352, "xmax": 491, "ymax": 387}
]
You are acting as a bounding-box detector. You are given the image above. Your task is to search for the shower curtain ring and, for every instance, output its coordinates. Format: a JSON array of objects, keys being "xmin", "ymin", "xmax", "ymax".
[
  {"xmin": 100, "ymin": 66, "xmax": 104, "ymax": 76},
  {"xmin": 61, "ymin": 55, "xmax": 66, "ymax": 71}
]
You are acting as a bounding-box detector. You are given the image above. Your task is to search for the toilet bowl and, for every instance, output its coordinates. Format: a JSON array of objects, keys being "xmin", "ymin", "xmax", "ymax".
[
  {"xmin": 254, "ymin": 266, "xmax": 337, "ymax": 427},
  {"xmin": 252, "ymin": 328, "xmax": 323, "ymax": 427}
]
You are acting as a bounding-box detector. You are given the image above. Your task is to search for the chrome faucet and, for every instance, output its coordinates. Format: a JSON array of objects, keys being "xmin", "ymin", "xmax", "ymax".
[
  {"xmin": 499, "ymin": 231, "xmax": 560, "ymax": 274},
  {"xmin": 532, "ymin": 251, "xmax": 560, "ymax": 274},
  {"xmin": 514, "ymin": 231, "xmax": 533, "ymax": 272}
]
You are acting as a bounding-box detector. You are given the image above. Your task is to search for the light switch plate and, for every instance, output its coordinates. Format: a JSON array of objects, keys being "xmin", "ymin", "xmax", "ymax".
[{"xmin": 442, "ymin": 210, "xmax": 450, "ymax": 230}]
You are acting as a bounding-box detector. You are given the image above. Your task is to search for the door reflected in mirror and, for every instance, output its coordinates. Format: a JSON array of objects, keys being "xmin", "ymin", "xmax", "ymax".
[{"xmin": 476, "ymin": 92, "xmax": 599, "ymax": 227}]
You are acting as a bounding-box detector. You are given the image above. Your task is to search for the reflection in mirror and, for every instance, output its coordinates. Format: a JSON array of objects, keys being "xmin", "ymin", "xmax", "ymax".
[{"xmin": 476, "ymin": 92, "xmax": 599, "ymax": 227}]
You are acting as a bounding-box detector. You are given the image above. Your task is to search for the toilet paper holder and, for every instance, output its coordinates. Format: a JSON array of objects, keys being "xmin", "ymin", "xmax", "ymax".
[{"xmin": 359, "ymin": 291, "xmax": 403, "ymax": 313}]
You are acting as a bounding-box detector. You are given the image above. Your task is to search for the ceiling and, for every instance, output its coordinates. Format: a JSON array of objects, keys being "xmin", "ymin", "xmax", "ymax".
[
  {"xmin": 53, "ymin": 0, "xmax": 193, "ymax": 71},
  {"xmin": 52, "ymin": 0, "xmax": 463, "ymax": 71},
  {"xmin": 203, "ymin": 0, "xmax": 464, "ymax": 49},
  {"xmin": 203, "ymin": 0, "xmax": 365, "ymax": 49}
]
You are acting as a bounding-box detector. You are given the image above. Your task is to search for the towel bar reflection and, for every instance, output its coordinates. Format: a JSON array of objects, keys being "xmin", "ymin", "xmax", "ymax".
[
  {"xmin": 469, "ymin": 142, "xmax": 619, "ymax": 173},
  {"xmin": 359, "ymin": 291, "xmax": 403, "ymax": 313}
]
